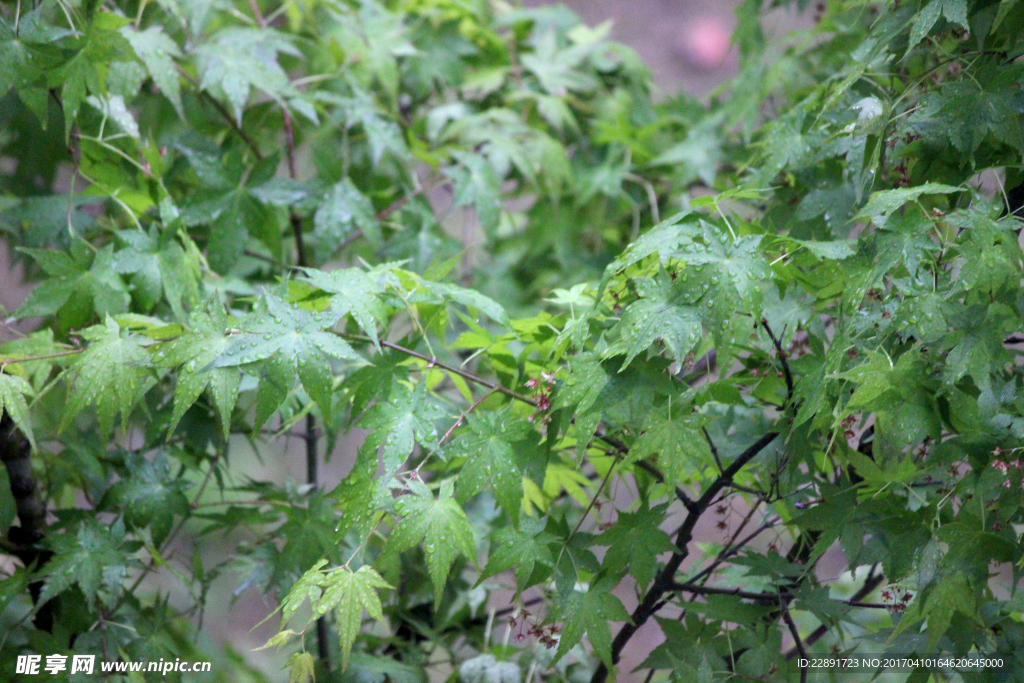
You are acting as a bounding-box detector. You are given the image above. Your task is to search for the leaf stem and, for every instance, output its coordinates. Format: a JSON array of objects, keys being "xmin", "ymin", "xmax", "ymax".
[{"xmin": 0, "ymin": 349, "xmax": 83, "ymax": 368}]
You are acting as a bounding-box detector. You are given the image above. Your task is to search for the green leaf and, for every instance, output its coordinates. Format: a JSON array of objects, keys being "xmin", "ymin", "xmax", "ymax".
[
  {"xmin": 315, "ymin": 565, "xmax": 391, "ymax": 671},
  {"xmin": 607, "ymin": 213, "xmax": 699, "ymax": 273},
  {"xmin": 195, "ymin": 27, "xmax": 303, "ymax": 123},
  {"xmin": 158, "ymin": 305, "xmax": 239, "ymax": 440},
  {"xmin": 0, "ymin": 371, "xmax": 35, "ymax": 447},
  {"xmin": 445, "ymin": 151, "xmax": 503, "ymax": 236},
  {"xmin": 650, "ymin": 121, "xmax": 722, "ymax": 186},
  {"xmin": 303, "ymin": 266, "xmax": 390, "ymax": 348},
  {"xmin": 384, "ymin": 479, "xmax": 475, "ymax": 607},
  {"xmin": 908, "ymin": 0, "xmax": 968, "ymax": 53},
  {"xmin": 856, "ymin": 183, "xmax": 960, "ymax": 225},
  {"xmin": 62, "ymin": 316, "xmax": 153, "ymax": 436},
  {"xmin": 103, "ymin": 451, "xmax": 189, "ymax": 544},
  {"xmin": 480, "ymin": 515, "xmax": 555, "ymax": 589},
  {"xmin": 630, "ymin": 410, "xmax": 714, "ymax": 486},
  {"xmin": 214, "ymin": 294, "xmax": 361, "ymax": 422},
  {"xmin": 606, "ymin": 274, "xmax": 703, "ymax": 370},
  {"xmin": 17, "ymin": 244, "xmax": 130, "ymax": 331},
  {"xmin": 359, "ymin": 382, "xmax": 446, "ymax": 478},
  {"xmin": 39, "ymin": 518, "xmax": 133, "ymax": 609},
  {"xmin": 453, "ymin": 408, "xmax": 534, "ymax": 524},
  {"xmin": 313, "ymin": 178, "xmax": 380, "ymax": 256},
  {"xmin": 411, "ymin": 275, "xmax": 510, "ymax": 327},
  {"xmin": 596, "ymin": 503, "xmax": 674, "ymax": 589},
  {"xmin": 796, "ymin": 238, "xmax": 856, "ymax": 260},
  {"xmin": 121, "ymin": 26, "xmax": 183, "ymax": 116},
  {"xmin": 924, "ymin": 572, "xmax": 974, "ymax": 650},
  {"xmin": 112, "ymin": 227, "xmax": 200, "ymax": 317},
  {"xmin": 553, "ymin": 582, "xmax": 630, "ymax": 668},
  {"xmin": 280, "ymin": 559, "xmax": 329, "ymax": 626},
  {"xmin": 284, "ymin": 652, "xmax": 315, "ymax": 683}
]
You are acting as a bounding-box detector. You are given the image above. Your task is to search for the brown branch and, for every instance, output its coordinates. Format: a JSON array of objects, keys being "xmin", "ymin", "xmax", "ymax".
[
  {"xmin": 668, "ymin": 581, "xmax": 889, "ymax": 610},
  {"xmin": 760, "ymin": 318, "xmax": 794, "ymax": 406},
  {"xmin": 0, "ymin": 410, "xmax": 55, "ymax": 631},
  {"xmin": 782, "ymin": 605, "xmax": 808, "ymax": 683},
  {"xmin": 590, "ymin": 430, "xmax": 779, "ymax": 683},
  {"xmin": 178, "ymin": 68, "xmax": 264, "ymax": 160}
]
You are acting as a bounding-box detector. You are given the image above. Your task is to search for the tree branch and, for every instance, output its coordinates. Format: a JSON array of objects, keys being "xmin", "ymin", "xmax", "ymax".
[
  {"xmin": 782, "ymin": 605, "xmax": 808, "ymax": 683},
  {"xmin": 760, "ymin": 318, "xmax": 793, "ymax": 406},
  {"xmin": 590, "ymin": 430, "xmax": 779, "ymax": 683}
]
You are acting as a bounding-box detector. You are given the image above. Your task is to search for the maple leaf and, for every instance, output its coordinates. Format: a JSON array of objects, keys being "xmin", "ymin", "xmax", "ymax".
[
  {"xmin": 315, "ymin": 565, "xmax": 391, "ymax": 671},
  {"xmin": 111, "ymin": 226, "xmax": 200, "ymax": 318},
  {"xmin": 284, "ymin": 652, "xmax": 315, "ymax": 683},
  {"xmin": 102, "ymin": 451, "xmax": 189, "ymax": 544},
  {"xmin": 314, "ymin": 87, "xmax": 409, "ymax": 165},
  {"xmin": 303, "ymin": 266, "xmax": 392, "ymax": 349},
  {"xmin": 444, "ymin": 150, "xmax": 504, "ymax": 237},
  {"xmin": 480, "ymin": 515, "xmax": 555, "ymax": 590},
  {"xmin": 175, "ymin": 139, "xmax": 283, "ymax": 272},
  {"xmin": 313, "ymin": 179, "xmax": 380, "ymax": 256},
  {"xmin": 629, "ymin": 410, "xmax": 715, "ymax": 486},
  {"xmin": 121, "ymin": 25, "xmax": 184, "ymax": 117},
  {"xmin": 214, "ymin": 293, "xmax": 361, "ymax": 425},
  {"xmin": 452, "ymin": 408, "xmax": 535, "ymax": 524},
  {"xmin": 359, "ymin": 381, "xmax": 446, "ymax": 478},
  {"xmin": 279, "ymin": 559, "xmax": 329, "ymax": 627},
  {"xmin": 194, "ymin": 27, "xmax": 311, "ymax": 124},
  {"xmin": 552, "ymin": 580, "xmax": 630, "ymax": 668},
  {"xmin": 675, "ymin": 225, "xmax": 770, "ymax": 313},
  {"xmin": 62, "ymin": 316, "xmax": 154, "ymax": 436},
  {"xmin": 44, "ymin": 12, "xmax": 135, "ymax": 137},
  {"xmin": 596, "ymin": 503, "xmax": 674, "ymax": 589},
  {"xmin": 383, "ymin": 479, "xmax": 475, "ymax": 607},
  {"xmin": 908, "ymin": 0, "xmax": 969, "ymax": 53},
  {"xmin": 157, "ymin": 304, "xmax": 239, "ymax": 440},
  {"xmin": 329, "ymin": 443, "xmax": 389, "ymax": 539},
  {"xmin": 17, "ymin": 243, "xmax": 130, "ymax": 333},
  {"xmin": 606, "ymin": 273, "xmax": 703, "ymax": 370},
  {"xmin": 39, "ymin": 518, "xmax": 137, "ymax": 609},
  {"xmin": 0, "ymin": 371, "xmax": 35, "ymax": 447},
  {"xmin": 409, "ymin": 274, "xmax": 511, "ymax": 327}
]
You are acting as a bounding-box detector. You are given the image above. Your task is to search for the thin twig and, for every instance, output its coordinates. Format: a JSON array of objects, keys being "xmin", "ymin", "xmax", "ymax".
[
  {"xmin": 782, "ymin": 606, "xmax": 808, "ymax": 683},
  {"xmin": 177, "ymin": 68, "xmax": 263, "ymax": 159},
  {"xmin": 760, "ymin": 318, "xmax": 794, "ymax": 406},
  {"xmin": 0, "ymin": 349, "xmax": 83, "ymax": 367},
  {"xmin": 703, "ymin": 427, "xmax": 723, "ymax": 473}
]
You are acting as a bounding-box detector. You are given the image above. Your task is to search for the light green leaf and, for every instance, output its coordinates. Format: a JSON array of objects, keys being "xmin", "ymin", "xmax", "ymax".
[
  {"xmin": 303, "ymin": 266, "xmax": 391, "ymax": 349},
  {"xmin": 480, "ymin": 516, "xmax": 555, "ymax": 590},
  {"xmin": 553, "ymin": 584, "xmax": 630, "ymax": 668},
  {"xmin": 856, "ymin": 183, "xmax": 961, "ymax": 225},
  {"xmin": 315, "ymin": 565, "xmax": 391, "ymax": 671},
  {"xmin": 0, "ymin": 371, "xmax": 35, "ymax": 448},
  {"xmin": 452, "ymin": 408, "xmax": 535, "ymax": 524},
  {"xmin": 314, "ymin": 179, "xmax": 380, "ymax": 255},
  {"xmin": 214, "ymin": 294, "xmax": 361, "ymax": 421},
  {"xmin": 384, "ymin": 479, "xmax": 475, "ymax": 607},
  {"xmin": 121, "ymin": 25, "xmax": 183, "ymax": 116},
  {"xmin": 359, "ymin": 382, "xmax": 446, "ymax": 478},
  {"xmin": 62, "ymin": 316, "xmax": 153, "ymax": 436}
]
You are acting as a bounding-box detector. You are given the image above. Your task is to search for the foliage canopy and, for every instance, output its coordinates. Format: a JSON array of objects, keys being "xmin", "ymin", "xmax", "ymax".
[{"xmin": 1, "ymin": 0, "xmax": 1024, "ymax": 681}]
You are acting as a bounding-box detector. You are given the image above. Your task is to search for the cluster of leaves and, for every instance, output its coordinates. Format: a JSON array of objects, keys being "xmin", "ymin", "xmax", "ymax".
[{"xmin": 1, "ymin": 0, "xmax": 1024, "ymax": 681}]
